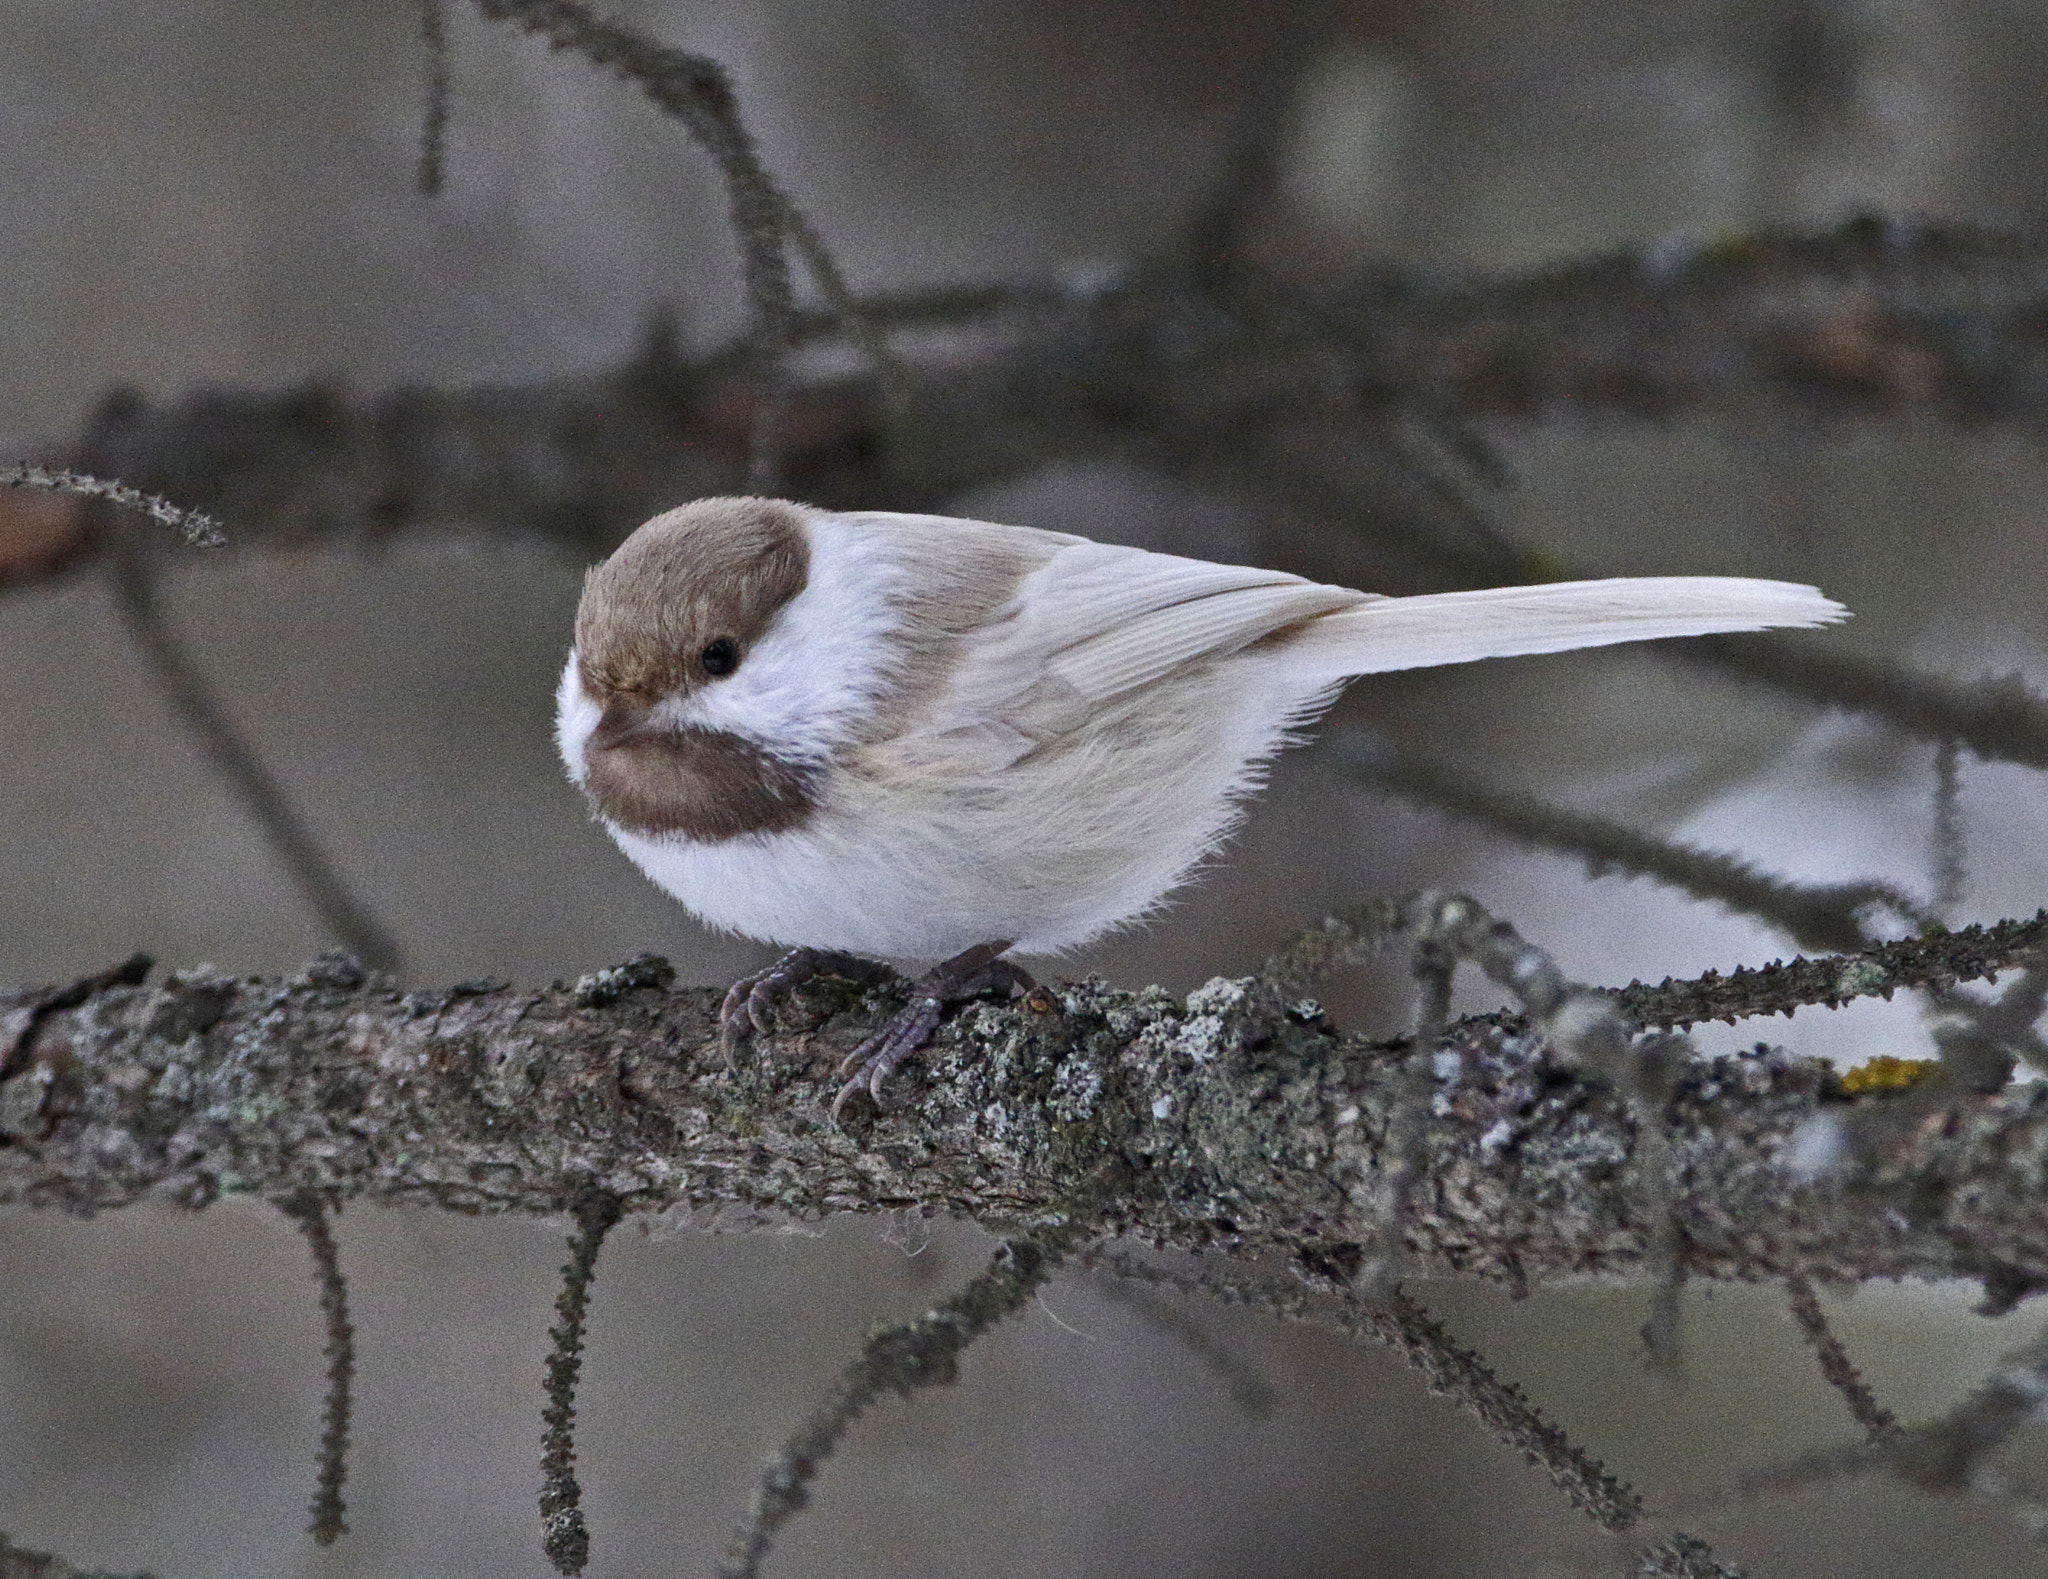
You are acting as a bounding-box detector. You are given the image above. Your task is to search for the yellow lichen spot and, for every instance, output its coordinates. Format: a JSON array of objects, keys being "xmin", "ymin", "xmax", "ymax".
[{"xmin": 1840, "ymin": 1055, "xmax": 1941, "ymax": 1095}]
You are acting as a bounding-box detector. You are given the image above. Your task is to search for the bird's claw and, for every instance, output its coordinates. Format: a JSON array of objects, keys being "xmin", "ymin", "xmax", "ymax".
[
  {"xmin": 829, "ymin": 992, "xmax": 948, "ymax": 1124},
  {"xmin": 828, "ymin": 942, "xmax": 1032, "ymax": 1125},
  {"xmin": 718, "ymin": 948, "xmax": 894, "ymax": 1066}
]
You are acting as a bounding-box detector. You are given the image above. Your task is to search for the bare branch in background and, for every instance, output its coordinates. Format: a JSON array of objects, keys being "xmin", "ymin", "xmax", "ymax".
[
  {"xmin": 0, "ymin": 1533, "xmax": 152, "ymax": 1579},
  {"xmin": 1931, "ymin": 739, "xmax": 1968, "ymax": 918},
  {"xmin": 102, "ymin": 518, "xmax": 404, "ymax": 974},
  {"xmin": 418, "ymin": 0, "xmax": 451, "ymax": 197},
  {"xmin": 1688, "ymin": 635, "xmax": 2048, "ymax": 773},
  {"xmin": 22, "ymin": 225, "xmax": 2048, "ymax": 787},
  {"xmin": 1784, "ymin": 1276, "xmax": 1899, "ymax": 1442},
  {"xmin": 1351, "ymin": 742, "xmax": 1930, "ymax": 952},
  {"xmin": 540, "ymin": 1193, "xmax": 623, "ymax": 1576},
  {"xmin": 1090, "ymin": 1252, "xmax": 1763, "ymax": 1576},
  {"xmin": 719, "ymin": 1204, "xmax": 1103, "ymax": 1579},
  {"xmin": 1087, "ymin": 1271, "xmax": 1278, "ymax": 1419},
  {"xmin": 279, "ymin": 1192, "xmax": 356, "ymax": 1547},
  {"xmin": 1184, "ymin": 0, "xmax": 1338, "ymax": 282},
  {"xmin": 3, "ymin": 462, "xmax": 224, "ymax": 550},
  {"xmin": 1696, "ymin": 1319, "xmax": 2048, "ymax": 1543}
]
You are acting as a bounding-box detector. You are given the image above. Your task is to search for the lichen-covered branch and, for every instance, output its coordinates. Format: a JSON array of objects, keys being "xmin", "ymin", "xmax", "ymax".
[{"xmin": 4, "ymin": 947, "xmax": 2048, "ymax": 1300}]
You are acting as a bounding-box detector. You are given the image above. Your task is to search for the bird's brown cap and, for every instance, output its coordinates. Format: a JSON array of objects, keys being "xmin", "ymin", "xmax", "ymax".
[{"xmin": 574, "ymin": 496, "xmax": 810, "ymax": 703}]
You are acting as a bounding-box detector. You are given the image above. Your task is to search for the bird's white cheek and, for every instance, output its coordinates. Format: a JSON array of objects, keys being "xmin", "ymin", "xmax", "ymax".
[{"xmin": 555, "ymin": 652, "xmax": 601, "ymax": 787}]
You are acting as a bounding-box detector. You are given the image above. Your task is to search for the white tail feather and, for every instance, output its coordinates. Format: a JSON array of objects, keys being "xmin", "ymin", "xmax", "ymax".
[{"xmin": 1279, "ymin": 576, "xmax": 1846, "ymax": 681}]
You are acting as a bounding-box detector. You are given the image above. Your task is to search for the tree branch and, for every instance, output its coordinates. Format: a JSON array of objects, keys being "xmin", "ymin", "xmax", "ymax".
[{"xmin": 4, "ymin": 947, "xmax": 2047, "ymax": 1300}]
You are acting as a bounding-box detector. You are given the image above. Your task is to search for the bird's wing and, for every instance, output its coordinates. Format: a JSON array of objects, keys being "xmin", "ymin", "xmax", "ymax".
[{"xmin": 907, "ymin": 539, "xmax": 1372, "ymax": 760}]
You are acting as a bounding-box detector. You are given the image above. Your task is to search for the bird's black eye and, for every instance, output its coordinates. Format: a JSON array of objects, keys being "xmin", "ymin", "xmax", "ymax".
[{"xmin": 700, "ymin": 637, "xmax": 740, "ymax": 678}]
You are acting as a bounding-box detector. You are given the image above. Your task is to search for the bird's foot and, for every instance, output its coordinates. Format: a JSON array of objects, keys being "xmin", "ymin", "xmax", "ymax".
[
  {"xmin": 831, "ymin": 940, "xmax": 1031, "ymax": 1124},
  {"xmin": 718, "ymin": 948, "xmax": 899, "ymax": 1066}
]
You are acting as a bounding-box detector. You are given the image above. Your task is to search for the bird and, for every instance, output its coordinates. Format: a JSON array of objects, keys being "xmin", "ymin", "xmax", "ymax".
[{"xmin": 556, "ymin": 495, "xmax": 1845, "ymax": 1116}]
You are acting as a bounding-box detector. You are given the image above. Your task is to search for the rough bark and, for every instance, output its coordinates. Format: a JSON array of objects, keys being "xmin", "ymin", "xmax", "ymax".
[{"xmin": 4, "ymin": 953, "xmax": 2045, "ymax": 1301}]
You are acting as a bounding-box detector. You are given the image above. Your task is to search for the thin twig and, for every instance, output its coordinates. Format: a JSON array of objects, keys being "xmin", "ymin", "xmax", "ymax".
[
  {"xmin": 464, "ymin": 0, "xmax": 917, "ymax": 485},
  {"xmin": 719, "ymin": 1208, "xmax": 1102, "ymax": 1579},
  {"xmin": 0, "ymin": 1532, "xmax": 153, "ymax": 1579},
  {"xmin": 1688, "ymin": 1318, "xmax": 2048, "ymax": 1523},
  {"xmin": 1614, "ymin": 910, "xmax": 2048, "ymax": 1031},
  {"xmin": 418, "ymin": 0, "xmax": 452, "ymax": 196},
  {"xmin": 1692, "ymin": 634, "xmax": 2048, "ymax": 773},
  {"xmin": 540, "ymin": 1192, "xmax": 624, "ymax": 1576},
  {"xmin": 469, "ymin": 0, "xmax": 795, "ymax": 484},
  {"xmin": 780, "ymin": 205, "xmax": 911, "ymax": 413},
  {"xmin": 1636, "ymin": 1533, "xmax": 1750, "ymax": 1578},
  {"xmin": 280, "ymin": 1192, "xmax": 355, "ymax": 1546},
  {"xmin": 3, "ymin": 462, "xmax": 225, "ymax": 548},
  {"xmin": 1784, "ymin": 1276, "xmax": 1899, "ymax": 1442},
  {"xmin": 1931, "ymin": 738, "xmax": 1967, "ymax": 919},
  {"xmin": 1095, "ymin": 1252, "xmax": 1644, "ymax": 1534},
  {"xmin": 1351, "ymin": 742, "xmax": 1930, "ymax": 953},
  {"xmin": 1089, "ymin": 1271, "xmax": 1277, "ymax": 1419},
  {"xmin": 1101, "ymin": 1254, "xmax": 1754, "ymax": 1573},
  {"xmin": 103, "ymin": 522, "xmax": 404, "ymax": 973},
  {"xmin": 1184, "ymin": 0, "xmax": 1338, "ymax": 280},
  {"xmin": 1639, "ymin": 1243, "xmax": 1688, "ymax": 1385}
]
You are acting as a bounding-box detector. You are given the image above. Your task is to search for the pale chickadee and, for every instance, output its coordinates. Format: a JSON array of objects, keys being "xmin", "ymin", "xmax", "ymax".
[{"xmin": 557, "ymin": 496, "xmax": 1844, "ymax": 1114}]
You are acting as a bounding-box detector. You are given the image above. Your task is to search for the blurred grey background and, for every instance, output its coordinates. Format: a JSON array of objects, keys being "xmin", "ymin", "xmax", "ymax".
[{"xmin": 5, "ymin": 1, "xmax": 2048, "ymax": 1575}]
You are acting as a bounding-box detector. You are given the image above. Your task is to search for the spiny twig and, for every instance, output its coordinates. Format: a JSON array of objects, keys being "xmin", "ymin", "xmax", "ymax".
[
  {"xmin": 1636, "ymin": 1533, "xmax": 1750, "ymax": 1578},
  {"xmin": 540, "ymin": 1192, "xmax": 623, "ymax": 1575},
  {"xmin": 1614, "ymin": 910, "xmax": 2048, "ymax": 1031},
  {"xmin": 467, "ymin": 0, "xmax": 905, "ymax": 487},
  {"xmin": 1784, "ymin": 1276, "xmax": 1899, "ymax": 1442},
  {"xmin": 3, "ymin": 462, "xmax": 225, "ymax": 548},
  {"xmin": 718, "ymin": 1206, "xmax": 1103, "ymax": 1579},
  {"xmin": 103, "ymin": 521, "xmax": 404, "ymax": 973},
  {"xmin": 280, "ymin": 1192, "xmax": 355, "ymax": 1546}
]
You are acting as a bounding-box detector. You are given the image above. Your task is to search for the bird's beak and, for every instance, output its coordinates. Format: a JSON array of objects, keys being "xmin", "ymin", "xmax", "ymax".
[{"xmin": 589, "ymin": 700, "xmax": 658, "ymax": 753}]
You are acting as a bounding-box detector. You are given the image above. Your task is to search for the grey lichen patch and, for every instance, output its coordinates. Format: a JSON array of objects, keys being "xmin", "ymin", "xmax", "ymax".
[
  {"xmin": 1834, "ymin": 958, "xmax": 1895, "ymax": 1000},
  {"xmin": 0, "ymin": 1064, "xmax": 53, "ymax": 1138},
  {"xmin": 1178, "ymin": 976, "xmax": 1259, "ymax": 1065},
  {"xmin": 1048, "ymin": 1054, "xmax": 1103, "ymax": 1123},
  {"xmin": 571, "ymin": 953, "xmax": 677, "ymax": 1009}
]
